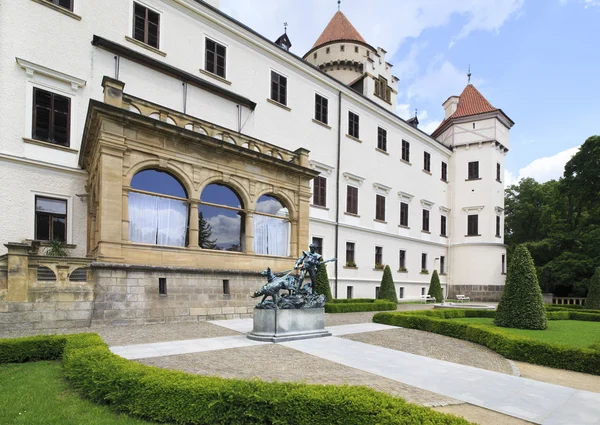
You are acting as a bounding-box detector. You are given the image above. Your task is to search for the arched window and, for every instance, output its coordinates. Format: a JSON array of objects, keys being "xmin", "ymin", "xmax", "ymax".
[
  {"xmin": 129, "ymin": 170, "xmax": 189, "ymax": 247},
  {"xmin": 199, "ymin": 184, "xmax": 245, "ymax": 251},
  {"xmin": 254, "ymin": 195, "xmax": 290, "ymax": 256}
]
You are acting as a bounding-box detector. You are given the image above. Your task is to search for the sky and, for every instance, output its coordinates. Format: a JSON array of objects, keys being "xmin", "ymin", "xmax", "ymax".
[{"xmin": 220, "ymin": 0, "xmax": 600, "ymax": 186}]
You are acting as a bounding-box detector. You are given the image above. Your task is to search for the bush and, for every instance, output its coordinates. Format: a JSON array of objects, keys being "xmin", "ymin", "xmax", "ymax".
[
  {"xmin": 374, "ymin": 310, "xmax": 600, "ymax": 375},
  {"xmin": 314, "ymin": 262, "xmax": 333, "ymax": 302},
  {"xmin": 325, "ymin": 300, "xmax": 397, "ymax": 313},
  {"xmin": 330, "ymin": 298, "xmax": 376, "ymax": 304},
  {"xmin": 495, "ymin": 245, "xmax": 547, "ymax": 330},
  {"xmin": 428, "ymin": 270, "xmax": 443, "ymax": 303},
  {"xmin": 586, "ymin": 268, "xmax": 600, "ymax": 310},
  {"xmin": 377, "ymin": 265, "xmax": 398, "ymax": 303},
  {"xmin": 1, "ymin": 334, "xmax": 472, "ymax": 425}
]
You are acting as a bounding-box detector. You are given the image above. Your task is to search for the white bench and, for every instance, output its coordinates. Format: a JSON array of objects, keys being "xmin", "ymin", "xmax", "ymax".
[
  {"xmin": 456, "ymin": 295, "xmax": 471, "ymax": 302},
  {"xmin": 420, "ymin": 294, "xmax": 435, "ymax": 303}
]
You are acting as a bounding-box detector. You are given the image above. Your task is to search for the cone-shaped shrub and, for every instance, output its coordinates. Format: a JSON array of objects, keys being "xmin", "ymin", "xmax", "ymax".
[
  {"xmin": 377, "ymin": 265, "xmax": 398, "ymax": 303},
  {"xmin": 586, "ymin": 268, "xmax": 600, "ymax": 310},
  {"xmin": 495, "ymin": 245, "xmax": 547, "ymax": 330},
  {"xmin": 428, "ymin": 270, "xmax": 443, "ymax": 302},
  {"xmin": 314, "ymin": 262, "xmax": 333, "ymax": 302}
]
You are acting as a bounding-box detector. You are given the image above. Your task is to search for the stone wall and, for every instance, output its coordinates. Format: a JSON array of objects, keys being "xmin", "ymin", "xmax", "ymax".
[
  {"xmin": 447, "ymin": 285, "xmax": 503, "ymax": 302},
  {"xmin": 91, "ymin": 264, "xmax": 262, "ymax": 327}
]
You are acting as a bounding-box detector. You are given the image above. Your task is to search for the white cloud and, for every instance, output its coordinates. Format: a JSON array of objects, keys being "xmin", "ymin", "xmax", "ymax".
[
  {"xmin": 507, "ymin": 146, "xmax": 580, "ymax": 184},
  {"xmin": 256, "ymin": 198, "xmax": 283, "ymax": 214},
  {"xmin": 420, "ymin": 120, "xmax": 442, "ymax": 135},
  {"xmin": 407, "ymin": 61, "xmax": 472, "ymax": 105},
  {"xmin": 397, "ymin": 103, "xmax": 411, "ymax": 119},
  {"xmin": 207, "ymin": 214, "xmax": 241, "ymax": 245}
]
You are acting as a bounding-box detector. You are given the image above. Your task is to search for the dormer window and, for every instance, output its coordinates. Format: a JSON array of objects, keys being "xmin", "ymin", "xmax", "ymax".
[{"xmin": 374, "ymin": 75, "xmax": 391, "ymax": 102}]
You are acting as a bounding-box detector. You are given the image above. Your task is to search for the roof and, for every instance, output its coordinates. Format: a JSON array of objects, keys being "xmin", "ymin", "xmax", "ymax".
[{"xmin": 312, "ymin": 11, "xmax": 366, "ymax": 49}]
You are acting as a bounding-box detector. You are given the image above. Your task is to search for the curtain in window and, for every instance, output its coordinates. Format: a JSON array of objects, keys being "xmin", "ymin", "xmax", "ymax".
[
  {"xmin": 129, "ymin": 192, "xmax": 188, "ymax": 247},
  {"xmin": 253, "ymin": 215, "xmax": 290, "ymax": 256}
]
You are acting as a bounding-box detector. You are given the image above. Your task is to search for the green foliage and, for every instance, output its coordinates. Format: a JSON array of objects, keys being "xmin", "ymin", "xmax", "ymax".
[
  {"xmin": 374, "ymin": 310, "xmax": 600, "ymax": 375},
  {"xmin": 428, "ymin": 270, "xmax": 443, "ymax": 302},
  {"xmin": 314, "ymin": 262, "xmax": 333, "ymax": 302},
  {"xmin": 198, "ymin": 211, "xmax": 218, "ymax": 249},
  {"xmin": 325, "ymin": 300, "xmax": 396, "ymax": 313},
  {"xmin": 0, "ymin": 333, "xmax": 473, "ymax": 425},
  {"xmin": 586, "ymin": 268, "xmax": 600, "ymax": 310},
  {"xmin": 330, "ymin": 298, "xmax": 376, "ymax": 304},
  {"xmin": 495, "ymin": 245, "xmax": 547, "ymax": 330},
  {"xmin": 44, "ymin": 239, "xmax": 69, "ymax": 257},
  {"xmin": 377, "ymin": 265, "xmax": 398, "ymax": 303}
]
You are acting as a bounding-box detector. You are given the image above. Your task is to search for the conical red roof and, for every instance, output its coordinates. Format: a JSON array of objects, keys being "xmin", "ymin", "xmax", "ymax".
[{"xmin": 312, "ymin": 11, "xmax": 366, "ymax": 49}]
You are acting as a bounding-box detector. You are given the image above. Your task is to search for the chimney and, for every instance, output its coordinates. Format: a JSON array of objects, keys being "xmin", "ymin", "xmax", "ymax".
[{"xmin": 442, "ymin": 96, "xmax": 459, "ymax": 119}]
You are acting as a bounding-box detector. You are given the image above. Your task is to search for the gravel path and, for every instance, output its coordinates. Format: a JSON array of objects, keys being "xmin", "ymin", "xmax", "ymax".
[
  {"xmin": 138, "ymin": 343, "xmax": 461, "ymax": 407},
  {"xmin": 434, "ymin": 405, "xmax": 534, "ymax": 425},
  {"xmin": 324, "ymin": 303, "xmax": 435, "ymax": 326}
]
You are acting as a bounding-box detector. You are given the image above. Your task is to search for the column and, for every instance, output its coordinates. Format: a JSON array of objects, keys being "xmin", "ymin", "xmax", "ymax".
[
  {"xmin": 244, "ymin": 212, "xmax": 255, "ymax": 254},
  {"xmin": 188, "ymin": 201, "xmax": 199, "ymax": 248}
]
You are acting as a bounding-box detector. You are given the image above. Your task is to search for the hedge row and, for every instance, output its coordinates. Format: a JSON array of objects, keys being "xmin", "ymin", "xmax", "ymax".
[
  {"xmin": 330, "ymin": 298, "xmax": 377, "ymax": 304},
  {"xmin": 373, "ymin": 309, "xmax": 600, "ymax": 375},
  {"xmin": 325, "ymin": 300, "xmax": 397, "ymax": 313},
  {"xmin": 0, "ymin": 334, "xmax": 472, "ymax": 425}
]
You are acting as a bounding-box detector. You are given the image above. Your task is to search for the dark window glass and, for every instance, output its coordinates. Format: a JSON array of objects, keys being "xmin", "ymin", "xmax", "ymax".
[
  {"xmin": 35, "ymin": 197, "xmax": 67, "ymax": 242},
  {"xmin": 399, "ymin": 250, "xmax": 406, "ymax": 269},
  {"xmin": 199, "ymin": 184, "xmax": 246, "ymax": 251},
  {"xmin": 421, "ymin": 253, "xmax": 427, "ymax": 271},
  {"xmin": 347, "ymin": 286, "xmax": 354, "ymax": 299},
  {"xmin": 375, "ymin": 195, "xmax": 386, "ymax": 221},
  {"xmin": 346, "ymin": 242, "xmax": 355, "ymax": 265},
  {"xmin": 440, "ymin": 256, "xmax": 445, "ymax": 274},
  {"xmin": 377, "ymin": 127, "xmax": 387, "ymax": 151},
  {"xmin": 348, "ymin": 111, "xmax": 359, "ymax": 139},
  {"xmin": 402, "ymin": 140, "xmax": 410, "ymax": 162},
  {"xmin": 375, "ymin": 246, "xmax": 383, "ymax": 267},
  {"xmin": 468, "ymin": 214, "xmax": 479, "ymax": 236},
  {"xmin": 399, "ymin": 287, "xmax": 404, "ymax": 299},
  {"xmin": 270, "ymin": 71, "xmax": 287, "ymax": 105},
  {"xmin": 312, "ymin": 237, "xmax": 323, "ymax": 255},
  {"xmin": 313, "ymin": 176, "xmax": 327, "ymax": 207},
  {"xmin": 422, "ymin": 209, "xmax": 430, "ymax": 232},
  {"xmin": 441, "ymin": 215, "xmax": 447, "ymax": 236},
  {"xmin": 223, "ymin": 279, "xmax": 230, "ymax": 295},
  {"xmin": 205, "ymin": 38, "xmax": 227, "ymax": 78},
  {"xmin": 346, "ymin": 186, "xmax": 358, "ymax": 214},
  {"xmin": 375, "ymin": 286, "xmax": 380, "ymax": 298},
  {"xmin": 441, "ymin": 161, "xmax": 448, "ymax": 181},
  {"xmin": 468, "ymin": 161, "xmax": 479, "ymax": 179},
  {"xmin": 424, "ymin": 152, "xmax": 431, "ymax": 172},
  {"xmin": 497, "ymin": 163, "xmax": 502, "ymax": 181},
  {"xmin": 400, "ymin": 202, "xmax": 409, "ymax": 227},
  {"xmin": 159, "ymin": 278, "xmax": 167, "ymax": 295},
  {"xmin": 33, "ymin": 88, "xmax": 70, "ymax": 146},
  {"xmin": 421, "ymin": 287, "xmax": 426, "ymax": 296},
  {"xmin": 496, "ymin": 215, "xmax": 501, "ymax": 237},
  {"xmin": 133, "ymin": 3, "xmax": 160, "ymax": 49},
  {"xmin": 47, "ymin": 0, "xmax": 73, "ymax": 11},
  {"xmin": 315, "ymin": 94, "xmax": 328, "ymax": 124},
  {"xmin": 502, "ymin": 254, "xmax": 506, "ymax": 274}
]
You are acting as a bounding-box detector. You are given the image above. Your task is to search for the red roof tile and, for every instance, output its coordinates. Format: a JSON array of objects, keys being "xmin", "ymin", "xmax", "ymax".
[{"xmin": 312, "ymin": 11, "xmax": 366, "ymax": 49}]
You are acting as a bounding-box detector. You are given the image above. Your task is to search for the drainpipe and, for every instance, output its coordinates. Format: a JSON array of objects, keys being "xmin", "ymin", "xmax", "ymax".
[{"xmin": 334, "ymin": 90, "xmax": 342, "ymax": 299}]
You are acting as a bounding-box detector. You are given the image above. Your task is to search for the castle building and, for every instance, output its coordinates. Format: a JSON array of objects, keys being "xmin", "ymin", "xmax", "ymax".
[{"xmin": 0, "ymin": 0, "xmax": 512, "ymax": 329}]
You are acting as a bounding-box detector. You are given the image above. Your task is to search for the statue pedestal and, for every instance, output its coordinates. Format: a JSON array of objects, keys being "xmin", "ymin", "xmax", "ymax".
[{"xmin": 247, "ymin": 308, "xmax": 332, "ymax": 342}]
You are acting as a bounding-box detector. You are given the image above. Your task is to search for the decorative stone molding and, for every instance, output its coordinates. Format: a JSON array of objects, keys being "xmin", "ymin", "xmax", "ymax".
[
  {"xmin": 462, "ymin": 205, "xmax": 485, "ymax": 213},
  {"xmin": 309, "ymin": 160, "xmax": 335, "ymax": 176},
  {"xmin": 373, "ymin": 182, "xmax": 392, "ymax": 195},
  {"xmin": 16, "ymin": 57, "xmax": 86, "ymax": 92},
  {"xmin": 495, "ymin": 206, "xmax": 505, "ymax": 214},
  {"xmin": 420, "ymin": 199, "xmax": 435, "ymax": 210},
  {"xmin": 343, "ymin": 172, "xmax": 365, "ymax": 186},
  {"xmin": 398, "ymin": 191, "xmax": 414, "ymax": 202},
  {"xmin": 439, "ymin": 206, "xmax": 451, "ymax": 214}
]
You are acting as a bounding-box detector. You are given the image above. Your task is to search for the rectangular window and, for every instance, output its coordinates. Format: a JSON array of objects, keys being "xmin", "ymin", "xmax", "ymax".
[
  {"xmin": 315, "ymin": 94, "xmax": 328, "ymax": 124},
  {"xmin": 399, "ymin": 287, "xmax": 404, "ymax": 299},
  {"xmin": 312, "ymin": 237, "xmax": 323, "ymax": 255},
  {"xmin": 496, "ymin": 215, "xmax": 501, "ymax": 237},
  {"xmin": 270, "ymin": 71, "xmax": 287, "ymax": 105},
  {"xmin": 377, "ymin": 127, "xmax": 387, "ymax": 151},
  {"xmin": 133, "ymin": 3, "xmax": 160, "ymax": 49},
  {"xmin": 346, "ymin": 186, "xmax": 358, "ymax": 214},
  {"xmin": 441, "ymin": 161, "xmax": 448, "ymax": 181},
  {"xmin": 205, "ymin": 38, "xmax": 226, "ymax": 78},
  {"xmin": 423, "ymin": 152, "xmax": 431, "ymax": 172},
  {"xmin": 47, "ymin": 0, "xmax": 73, "ymax": 11},
  {"xmin": 422, "ymin": 209, "xmax": 430, "ymax": 232},
  {"xmin": 402, "ymin": 140, "xmax": 410, "ymax": 162},
  {"xmin": 375, "ymin": 286, "xmax": 380, "ymax": 298},
  {"xmin": 400, "ymin": 202, "xmax": 409, "ymax": 227},
  {"xmin": 467, "ymin": 215, "xmax": 479, "ymax": 236},
  {"xmin": 421, "ymin": 287, "xmax": 426, "ymax": 296},
  {"xmin": 222, "ymin": 279, "xmax": 230, "ymax": 295},
  {"xmin": 399, "ymin": 250, "xmax": 406, "ymax": 269},
  {"xmin": 375, "ymin": 246, "xmax": 383, "ymax": 267},
  {"xmin": 35, "ymin": 196, "xmax": 67, "ymax": 242},
  {"xmin": 502, "ymin": 254, "xmax": 506, "ymax": 274},
  {"xmin": 33, "ymin": 88, "xmax": 70, "ymax": 147},
  {"xmin": 468, "ymin": 161, "xmax": 479, "ymax": 180},
  {"xmin": 159, "ymin": 277, "xmax": 167, "ymax": 295},
  {"xmin": 374, "ymin": 76, "xmax": 391, "ymax": 102},
  {"xmin": 441, "ymin": 215, "xmax": 447, "ymax": 237},
  {"xmin": 440, "ymin": 256, "xmax": 445, "ymax": 274},
  {"xmin": 348, "ymin": 111, "xmax": 360, "ymax": 139},
  {"xmin": 347, "ymin": 286, "xmax": 354, "ymax": 299},
  {"xmin": 313, "ymin": 176, "xmax": 327, "ymax": 207},
  {"xmin": 497, "ymin": 162, "xmax": 502, "ymax": 182},
  {"xmin": 421, "ymin": 253, "xmax": 427, "ymax": 271},
  {"xmin": 346, "ymin": 242, "xmax": 355, "ymax": 265},
  {"xmin": 375, "ymin": 195, "xmax": 386, "ymax": 221}
]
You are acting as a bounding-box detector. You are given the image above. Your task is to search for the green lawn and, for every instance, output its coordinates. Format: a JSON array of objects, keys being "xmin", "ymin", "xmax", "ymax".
[
  {"xmin": 0, "ymin": 361, "xmax": 167, "ymax": 425},
  {"xmin": 453, "ymin": 318, "xmax": 600, "ymax": 349}
]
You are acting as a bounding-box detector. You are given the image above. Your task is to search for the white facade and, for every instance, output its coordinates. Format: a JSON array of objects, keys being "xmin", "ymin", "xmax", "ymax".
[{"xmin": 0, "ymin": 0, "xmax": 510, "ymax": 300}]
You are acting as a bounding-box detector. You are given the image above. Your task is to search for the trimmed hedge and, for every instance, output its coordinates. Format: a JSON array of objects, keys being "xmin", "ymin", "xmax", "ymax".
[
  {"xmin": 378, "ymin": 265, "xmax": 398, "ymax": 303},
  {"xmin": 314, "ymin": 262, "xmax": 333, "ymax": 302},
  {"xmin": 331, "ymin": 298, "xmax": 377, "ymax": 304},
  {"xmin": 428, "ymin": 270, "xmax": 443, "ymax": 303},
  {"xmin": 325, "ymin": 300, "xmax": 397, "ymax": 313},
  {"xmin": 373, "ymin": 309, "xmax": 600, "ymax": 375},
  {"xmin": 586, "ymin": 267, "xmax": 600, "ymax": 310},
  {"xmin": 1, "ymin": 334, "xmax": 472, "ymax": 425}
]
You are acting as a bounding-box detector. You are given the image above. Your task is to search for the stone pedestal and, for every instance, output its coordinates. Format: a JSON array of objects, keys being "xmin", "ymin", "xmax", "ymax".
[{"xmin": 247, "ymin": 308, "xmax": 331, "ymax": 342}]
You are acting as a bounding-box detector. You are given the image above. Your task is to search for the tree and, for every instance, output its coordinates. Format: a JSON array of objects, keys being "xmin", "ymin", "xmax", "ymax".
[
  {"xmin": 314, "ymin": 262, "xmax": 333, "ymax": 302},
  {"xmin": 586, "ymin": 268, "xmax": 600, "ymax": 310},
  {"xmin": 495, "ymin": 245, "xmax": 547, "ymax": 330},
  {"xmin": 428, "ymin": 270, "xmax": 443, "ymax": 303},
  {"xmin": 377, "ymin": 265, "xmax": 398, "ymax": 303},
  {"xmin": 198, "ymin": 211, "xmax": 218, "ymax": 249}
]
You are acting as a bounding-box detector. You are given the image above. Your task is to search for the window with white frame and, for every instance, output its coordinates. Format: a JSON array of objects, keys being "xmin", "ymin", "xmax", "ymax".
[
  {"xmin": 133, "ymin": 3, "xmax": 160, "ymax": 49},
  {"xmin": 32, "ymin": 88, "xmax": 71, "ymax": 147},
  {"xmin": 205, "ymin": 38, "xmax": 226, "ymax": 78},
  {"xmin": 270, "ymin": 71, "xmax": 287, "ymax": 105},
  {"xmin": 35, "ymin": 196, "xmax": 67, "ymax": 242}
]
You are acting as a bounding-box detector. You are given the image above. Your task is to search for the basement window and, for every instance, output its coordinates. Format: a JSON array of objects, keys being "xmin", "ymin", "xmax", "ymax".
[
  {"xmin": 223, "ymin": 279, "xmax": 230, "ymax": 295},
  {"xmin": 159, "ymin": 277, "xmax": 167, "ymax": 295}
]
